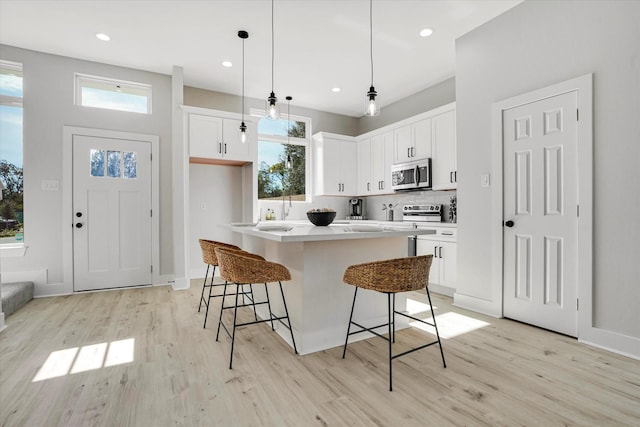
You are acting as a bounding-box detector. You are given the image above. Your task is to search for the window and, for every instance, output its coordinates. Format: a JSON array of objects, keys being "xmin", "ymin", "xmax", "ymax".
[
  {"xmin": 90, "ymin": 149, "xmax": 137, "ymax": 179},
  {"xmin": 255, "ymin": 113, "xmax": 310, "ymax": 202},
  {"xmin": 0, "ymin": 60, "xmax": 24, "ymax": 244},
  {"xmin": 75, "ymin": 73, "xmax": 152, "ymax": 114}
]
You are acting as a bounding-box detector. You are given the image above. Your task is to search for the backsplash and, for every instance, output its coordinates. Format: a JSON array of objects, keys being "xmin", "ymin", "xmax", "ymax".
[{"xmin": 258, "ymin": 191, "xmax": 457, "ymax": 223}]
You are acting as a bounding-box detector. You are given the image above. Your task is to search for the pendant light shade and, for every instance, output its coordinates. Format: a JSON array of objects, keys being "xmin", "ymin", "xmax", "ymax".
[
  {"xmin": 238, "ymin": 30, "xmax": 249, "ymax": 143},
  {"xmin": 265, "ymin": 0, "xmax": 280, "ymax": 120},
  {"xmin": 364, "ymin": 0, "xmax": 380, "ymax": 117},
  {"xmin": 286, "ymin": 96, "xmax": 292, "ymax": 170}
]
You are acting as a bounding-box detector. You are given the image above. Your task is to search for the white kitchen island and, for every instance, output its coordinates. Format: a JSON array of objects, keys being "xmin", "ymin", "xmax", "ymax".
[{"xmin": 225, "ymin": 222, "xmax": 436, "ymax": 355}]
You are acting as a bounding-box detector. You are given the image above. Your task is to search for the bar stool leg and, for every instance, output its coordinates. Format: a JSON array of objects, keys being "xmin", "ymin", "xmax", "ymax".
[
  {"xmin": 278, "ymin": 281, "xmax": 298, "ymax": 355},
  {"xmin": 342, "ymin": 287, "xmax": 358, "ymax": 359},
  {"xmin": 392, "ymin": 293, "xmax": 396, "ymax": 343},
  {"xmin": 229, "ymin": 283, "xmax": 241, "ymax": 369},
  {"xmin": 264, "ymin": 283, "xmax": 275, "ymax": 331},
  {"xmin": 249, "ymin": 284, "xmax": 258, "ymax": 321},
  {"xmin": 216, "ymin": 281, "xmax": 229, "ymax": 341},
  {"xmin": 198, "ymin": 264, "xmax": 211, "ymax": 312},
  {"xmin": 203, "ymin": 270, "xmax": 217, "ymax": 328},
  {"xmin": 426, "ymin": 286, "xmax": 446, "ymax": 368},
  {"xmin": 388, "ymin": 292, "xmax": 394, "ymax": 392}
]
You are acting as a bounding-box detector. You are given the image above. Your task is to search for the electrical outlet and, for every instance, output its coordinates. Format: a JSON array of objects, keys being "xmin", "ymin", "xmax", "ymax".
[
  {"xmin": 481, "ymin": 174, "xmax": 490, "ymax": 187},
  {"xmin": 42, "ymin": 180, "xmax": 59, "ymax": 191}
]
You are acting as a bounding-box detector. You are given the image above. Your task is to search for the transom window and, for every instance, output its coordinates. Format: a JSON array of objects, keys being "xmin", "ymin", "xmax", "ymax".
[
  {"xmin": 75, "ymin": 73, "xmax": 152, "ymax": 114},
  {"xmin": 254, "ymin": 112, "xmax": 310, "ymax": 202}
]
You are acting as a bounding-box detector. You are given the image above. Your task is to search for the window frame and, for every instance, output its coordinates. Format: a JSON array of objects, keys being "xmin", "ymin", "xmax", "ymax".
[
  {"xmin": 0, "ymin": 59, "xmax": 25, "ymax": 255},
  {"xmin": 252, "ymin": 108, "xmax": 312, "ymax": 203},
  {"xmin": 74, "ymin": 73, "xmax": 152, "ymax": 114}
]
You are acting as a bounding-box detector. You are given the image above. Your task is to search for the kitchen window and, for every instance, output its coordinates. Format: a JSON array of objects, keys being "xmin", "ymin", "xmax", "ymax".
[
  {"xmin": 75, "ymin": 73, "xmax": 152, "ymax": 114},
  {"xmin": 255, "ymin": 112, "xmax": 311, "ymax": 202},
  {"xmin": 0, "ymin": 60, "xmax": 24, "ymax": 250}
]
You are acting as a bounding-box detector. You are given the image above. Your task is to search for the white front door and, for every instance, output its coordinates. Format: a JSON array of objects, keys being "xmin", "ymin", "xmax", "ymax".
[
  {"xmin": 73, "ymin": 135, "xmax": 152, "ymax": 291},
  {"xmin": 503, "ymin": 91, "xmax": 578, "ymax": 337}
]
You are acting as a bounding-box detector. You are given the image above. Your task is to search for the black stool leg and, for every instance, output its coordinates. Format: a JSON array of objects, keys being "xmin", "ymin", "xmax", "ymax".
[
  {"xmin": 342, "ymin": 287, "xmax": 358, "ymax": 359},
  {"xmin": 426, "ymin": 286, "xmax": 446, "ymax": 368},
  {"xmin": 203, "ymin": 268, "xmax": 217, "ymax": 328},
  {"xmin": 216, "ymin": 281, "xmax": 229, "ymax": 341},
  {"xmin": 278, "ymin": 281, "xmax": 298, "ymax": 355},
  {"xmin": 388, "ymin": 292, "xmax": 393, "ymax": 392},
  {"xmin": 392, "ymin": 293, "xmax": 396, "ymax": 343},
  {"xmin": 249, "ymin": 284, "xmax": 258, "ymax": 321},
  {"xmin": 198, "ymin": 264, "xmax": 211, "ymax": 312},
  {"xmin": 264, "ymin": 283, "xmax": 275, "ymax": 331},
  {"xmin": 229, "ymin": 283, "xmax": 241, "ymax": 369}
]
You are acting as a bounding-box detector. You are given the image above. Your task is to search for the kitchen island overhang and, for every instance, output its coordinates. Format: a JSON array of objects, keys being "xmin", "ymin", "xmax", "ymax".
[{"xmin": 224, "ymin": 222, "xmax": 436, "ymax": 355}]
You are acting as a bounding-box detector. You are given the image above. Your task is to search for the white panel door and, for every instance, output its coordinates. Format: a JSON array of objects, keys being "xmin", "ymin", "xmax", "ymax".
[
  {"xmin": 503, "ymin": 91, "xmax": 578, "ymax": 336},
  {"xmin": 73, "ymin": 135, "xmax": 152, "ymax": 291}
]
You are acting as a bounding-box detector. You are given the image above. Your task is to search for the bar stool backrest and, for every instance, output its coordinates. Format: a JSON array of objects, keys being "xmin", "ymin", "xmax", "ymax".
[
  {"xmin": 198, "ymin": 239, "xmax": 240, "ymax": 266},
  {"xmin": 343, "ymin": 255, "xmax": 433, "ymax": 293},
  {"xmin": 215, "ymin": 247, "xmax": 290, "ymax": 284}
]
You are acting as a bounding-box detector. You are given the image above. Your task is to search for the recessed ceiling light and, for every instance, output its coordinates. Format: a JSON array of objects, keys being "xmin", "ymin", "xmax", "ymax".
[
  {"xmin": 222, "ymin": 61, "xmax": 233, "ymax": 68},
  {"xmin": 96, "ymin": 33, "xmax": 111, "ymax": 41},
  {"xmin": 419, "ymin": 28, "xmax": 434, "ymax": 38},
  {"xmin": 332, "ymin": 87, "xmax": 341, "ymax": 93}
]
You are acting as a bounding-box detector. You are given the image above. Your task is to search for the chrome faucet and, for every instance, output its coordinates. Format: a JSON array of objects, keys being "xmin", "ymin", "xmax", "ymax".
[{"xmin": 282, "ymin": 191, "xmax": 292, "ymax": 220}]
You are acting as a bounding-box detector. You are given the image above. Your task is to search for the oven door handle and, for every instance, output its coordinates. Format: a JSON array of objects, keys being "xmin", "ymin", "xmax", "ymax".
[{"xmin": 415, "ymin": 165, "xmax": 420, "ymax": 187}]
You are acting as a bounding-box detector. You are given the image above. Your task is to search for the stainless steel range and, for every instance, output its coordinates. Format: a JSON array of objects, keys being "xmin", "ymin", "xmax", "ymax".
[{"xmin": 402, "ymin": 204, "xmax": 442, "ymax": 222}]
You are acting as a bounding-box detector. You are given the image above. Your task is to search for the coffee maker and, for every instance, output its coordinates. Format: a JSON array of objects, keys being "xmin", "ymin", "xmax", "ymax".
[{"xmin": 347, "ymin": 198, "xmax": 365, "ymax": 220}]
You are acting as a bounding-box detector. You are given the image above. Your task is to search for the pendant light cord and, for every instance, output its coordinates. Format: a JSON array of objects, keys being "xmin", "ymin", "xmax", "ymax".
[
  {"xmin": 242, "ymin": 37, "xmax": 245, "ymax": 120},
  {"xmin": 370, "ymin": 0, "xmax": 374, "ymax": 87},
  {"xmin": 271, "ymin": 0, "xmax": 275, "ymax": 91}
]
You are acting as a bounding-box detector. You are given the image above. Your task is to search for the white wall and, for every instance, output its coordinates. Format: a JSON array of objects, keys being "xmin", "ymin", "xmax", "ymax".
[
  {"xmin": 455, "ymin": 1, "xmax": 640, "ymax": 342},
  {"xmin": 0, "ymin": 45, "xmax": 174, "ymax": 291}
]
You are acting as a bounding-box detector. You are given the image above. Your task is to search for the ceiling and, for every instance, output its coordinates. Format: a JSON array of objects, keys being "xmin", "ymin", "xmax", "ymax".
[{"xmin": 0, "ymin": 0, "xmax": 522, "ymax": 117}]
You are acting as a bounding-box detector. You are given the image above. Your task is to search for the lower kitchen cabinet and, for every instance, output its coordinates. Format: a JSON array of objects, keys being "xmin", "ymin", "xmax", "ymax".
[{"xmin": 416, "ymin": 228, "xmax": 456, "ymax": 290}]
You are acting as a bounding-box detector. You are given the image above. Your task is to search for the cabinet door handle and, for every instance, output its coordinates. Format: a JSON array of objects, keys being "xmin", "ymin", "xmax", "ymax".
[
  {"xmin": 450, "ymin": 171, "xmax": 453, "ymax": 183},
  {"xmin": 434, "ymin": 246, "xmax": 438, "ymax": 257},
  {"xmin": 407, "ymin": 147, "xmax": 410, "ymax": 158},
  {"xmin": 218, "ymin": 142, "xmax": 222, "ymax": 154},
  {"xmin": 338, "ymin": 183, "xmax": 341, "ymax": 192},
  {"xmin": 439, "ymin": 246, "xmax": 443, "ymax": 258},
  {"xmin": 411, "ymin": 147, "xmax": 415, "ymax": 157},
  {"xmin": 454, "ymin": 171, "xmax": 457, "ymax": 182},
  {"xmin": 224, "ymin": 143, "xmax": 227, "ymax": 154},
  {"xmin": 367, "ymin": 182, "xmax": 370, "ymax": 191},
  {"xmin": 381, "ymin": 180, "xmax": 384, "ymax": 190}
]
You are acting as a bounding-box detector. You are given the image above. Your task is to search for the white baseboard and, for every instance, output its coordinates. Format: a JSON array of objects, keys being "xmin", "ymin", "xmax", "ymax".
[
  {"xmin": 155, "ymin": 274, "xmax": 175, "ymax": 286},
  {"xmin": 580, "ymin": 327, "xmax": 640, "ymax": 360},
  {"xmin": 34, "ymin": 282, "xmax": 72, "ymax": 297},
  {"xmin": 453, "ymin": 292, "xmax": 501, "ymax": 318},
  {"xmin": 172, "ymin": 277, "xmax": 190, "ymax": 291},
  {"xmin": 0, "ymin": 312, "xmax": 5, "ymax": 333},
  {"xmin": 429, "ymin": 284, "xmax": 455, "ymax": 297},
  {"xmin": 2, "ymin": 269, "xmax": 47, "ymax": 287}
]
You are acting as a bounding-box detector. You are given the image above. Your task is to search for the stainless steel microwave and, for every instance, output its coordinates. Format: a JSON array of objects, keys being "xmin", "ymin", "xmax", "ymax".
[{"xmin": 391, "ymin": 158, "xmax": 431, "ymax": 191}]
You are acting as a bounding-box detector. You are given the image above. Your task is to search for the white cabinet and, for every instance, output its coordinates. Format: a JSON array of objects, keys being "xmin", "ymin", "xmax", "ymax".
[
  {"xmin": 416, "ymin": 228, "xmax": 456, "ymax": 290},
  {"xmin": 431, "ymin": 108, "xmax": 457, "ymax": 190},
  {"xmin": 394, "ymin": 118, "xmax": 431, "ymax": 163},
  {"xmin": 358, "ymin": 131, "xmax": 394, "ymax": 196},
  {"xmin": 312, "ymin": 132, "xmax": 357, "ymax": 196},
  {"xmin": 188, "ymin": 113, "xmax": 253, "ymax": 163}
]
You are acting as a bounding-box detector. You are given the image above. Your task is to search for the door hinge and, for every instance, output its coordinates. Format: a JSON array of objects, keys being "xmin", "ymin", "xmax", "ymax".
[
  {"xmin": 151, "ymin": 265, "xmax": 153, "ymax": 273},
  {"xmin": 150, "ymin": 209, "xmax": 153, "ymax": 217},
  {"xmin": 150, "ymin": 153, "xmax": 152, "ymax": 161},
  {"xmin": 576, "ymin": 109, "xmax": 579, "ymax": 121},
  {"xmin": 577, "ymin": 205, "xmax": 579, "ymax": 217},
  {"xmin": 577, "ymin": 298, "xmax": 579, "ymax": 311}
]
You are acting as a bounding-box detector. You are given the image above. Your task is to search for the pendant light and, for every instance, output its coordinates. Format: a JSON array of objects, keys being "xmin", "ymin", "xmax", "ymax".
[
  {"xmin": 286, "ymin": 96, "xmax": 292, "ymax": 169},
  {"xmin": 238, "ymin": 30, "xmax": 249, "ymax": 143},
  {"xmin": 364, "ymin": 0, "xmax": 380, "ymax": 117},
  {"xmin": 265, "ymin": 0, "xmax": 280, "ymax": 120}
]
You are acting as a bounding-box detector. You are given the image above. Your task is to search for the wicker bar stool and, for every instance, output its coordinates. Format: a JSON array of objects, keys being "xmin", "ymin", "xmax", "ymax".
[
  {"xmin": 214, "ymin": 246, "xmax": 298, "ymax": 369},
  {"xmin": 342, "ymin": 255, "xmax": 446, "ymax": 391},
  {"xmin": 198, "ymin": 239, "xmax": 257, "ymax": 329}
]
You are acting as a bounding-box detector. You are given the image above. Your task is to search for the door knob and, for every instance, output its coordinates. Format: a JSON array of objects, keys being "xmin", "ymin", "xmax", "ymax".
[
  {"xmin": 76, "ymin": 212, "xmax": 83, "ymax": 217},
  {"xmin": 75, "ymin": 223, "xmax": 84, "ymax": 228},
  {"xmin": 504, "ymin": 220, "xmax": 514, "ymax": 228}
]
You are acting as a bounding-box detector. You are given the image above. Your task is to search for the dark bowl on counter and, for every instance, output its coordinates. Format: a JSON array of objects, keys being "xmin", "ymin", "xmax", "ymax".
[{"xmin": 306, "ymin": 211, "xmax": 337, "ymax": 226}]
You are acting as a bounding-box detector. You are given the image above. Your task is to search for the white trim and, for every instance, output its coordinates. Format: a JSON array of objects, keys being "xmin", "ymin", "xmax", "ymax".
[
  {"xmin": 490, "ymin": 74, "xmax": 601, "ymax": 344},
  {"xmin": 62, "ymin": 126, "xmax": 160, "ymax": 293},
  {"xmin": 0, "ymin": 244, "xmax": 27, "ymax": 257},
  {"xmin": 452, "ymin": 292, "xmax": 502, "ymax": 318}
]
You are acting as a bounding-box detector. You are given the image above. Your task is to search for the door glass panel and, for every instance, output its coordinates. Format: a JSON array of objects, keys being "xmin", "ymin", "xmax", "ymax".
[
  {"xmin": 90, "ymin": 149, "xmax": 105, "ymax": 177},
  {"xmin": 123, "ymin": 151, "xmax": 137, "ymax": 179},
  {"xmin": 107, "ymin": 150, "xmax": 121, "ymax": 178}
]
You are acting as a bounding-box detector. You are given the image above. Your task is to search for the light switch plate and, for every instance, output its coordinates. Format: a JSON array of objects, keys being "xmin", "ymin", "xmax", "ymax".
[
  {"xmin": 42, "ymin": 180, "xmax": 59, "ymax": 191},
  {"xmin": 481, "ymin": 174, "xmax": 490, "ymax": 187}
]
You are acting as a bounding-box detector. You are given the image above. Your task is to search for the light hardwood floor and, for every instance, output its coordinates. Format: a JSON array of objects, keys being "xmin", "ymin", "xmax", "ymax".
[{"xmin": 1, "ymin": 282, "xmax": 638, "ymax": 427}]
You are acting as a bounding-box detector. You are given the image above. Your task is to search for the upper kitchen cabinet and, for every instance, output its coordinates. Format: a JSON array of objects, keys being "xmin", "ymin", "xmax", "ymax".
[
  {"xmin": 431, "ymin": 105, "xmax": 457, "ymax": 190},
  {"xmin": 394, "ymin": 118, "xmax": 431, "ymax": 163},
  {"xmin": 186, "ymin": 108, "xmax": 255, "ymax": 165},
  {"xmin": 312, "ymin": 132, "xmax": 357, "ymax": 196},
  {"xmin": 371, "ymin": 131, "xmax": 394, "ymax": 194}
]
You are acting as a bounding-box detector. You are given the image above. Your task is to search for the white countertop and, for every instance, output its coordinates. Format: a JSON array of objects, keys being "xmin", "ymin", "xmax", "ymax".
[{"xmin": 225, "ymin": 221, "xmax": 437, "ymax": 243}]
